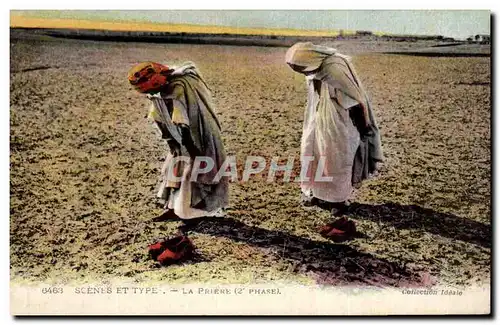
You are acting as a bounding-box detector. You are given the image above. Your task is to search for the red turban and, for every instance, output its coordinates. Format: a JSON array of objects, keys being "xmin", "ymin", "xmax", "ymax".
[{"xmin": 128, "ymin": 62, "xmax": 170, "ymax": 93}]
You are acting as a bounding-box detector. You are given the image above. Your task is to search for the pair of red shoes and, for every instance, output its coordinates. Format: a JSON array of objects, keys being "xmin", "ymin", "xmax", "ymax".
[
  {"xmin": 148, "ymin": 235, "xmax": 195, "ymax": 265},
  {"xmin": 318, "ymin": 216, "xmax": 357, "ymax": 243}
]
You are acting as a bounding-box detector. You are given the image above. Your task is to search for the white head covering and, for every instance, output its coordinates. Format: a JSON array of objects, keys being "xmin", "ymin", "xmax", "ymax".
[{"xmin": 285, "ymin": 42, "xmax": 337, "ymax": 72}]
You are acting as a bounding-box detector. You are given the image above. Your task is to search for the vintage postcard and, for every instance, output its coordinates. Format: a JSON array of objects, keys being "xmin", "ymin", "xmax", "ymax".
[{"xmin": 9, "ymin": 9, "xmax": 491, "ymax": 315}]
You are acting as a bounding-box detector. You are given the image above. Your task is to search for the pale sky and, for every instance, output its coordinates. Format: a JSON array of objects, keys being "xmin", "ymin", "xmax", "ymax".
[{"xmin": 12, "ymin": 10, "xmax": 491, "ymax": 40}]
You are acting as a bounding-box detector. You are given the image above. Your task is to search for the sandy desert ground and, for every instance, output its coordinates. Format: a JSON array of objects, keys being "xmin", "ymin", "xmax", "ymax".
[{"xmin": 10, "ymin": 33, "xmax": 491, "ymax": 287}]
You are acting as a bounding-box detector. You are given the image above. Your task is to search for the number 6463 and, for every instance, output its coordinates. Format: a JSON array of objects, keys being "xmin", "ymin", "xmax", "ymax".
[{"xmin": 41, "ymin": 287, "xmax": 63, "ymax": 294}]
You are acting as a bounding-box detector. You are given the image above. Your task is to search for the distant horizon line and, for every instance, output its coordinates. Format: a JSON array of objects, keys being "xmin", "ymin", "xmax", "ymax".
[{"xmin": 11, "ymin": 14, "xmax": 487, "ymax": 40}]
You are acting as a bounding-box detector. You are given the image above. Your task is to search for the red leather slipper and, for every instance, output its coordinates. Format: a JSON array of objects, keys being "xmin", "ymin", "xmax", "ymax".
[
  {"xmin": 320, "ymin": 219, "xmax": 357, "ymax": 243},
  {"xmin": 325, "ymin": 228, "xmax": 350, "ymax": 243},
  {"xmin": 156, "ymin": 235, "xmax": 195, "ymax": 265},
  {"xmin": 148, "ymin": 241, "xmax": 165, "ymax": 260},
  {"xmin": 318, "ymin": 216, "xmax": 349, "ymax": 236}
]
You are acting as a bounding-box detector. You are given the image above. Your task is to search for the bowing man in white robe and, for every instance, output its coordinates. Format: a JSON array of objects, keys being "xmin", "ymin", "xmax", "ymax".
[{"xmin": 286, "ymin": 42, "xmax": 383, "ymax": 216}]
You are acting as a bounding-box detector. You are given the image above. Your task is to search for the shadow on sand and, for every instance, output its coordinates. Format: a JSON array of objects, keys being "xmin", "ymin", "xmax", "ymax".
[
  {"xmin": 155, "ymin": 201, "xmax": 490, "ymax": 286},
  {"xmin": 187, "ymin": 216, "xmax": 432, "ymax": 287},
  {"xmin": 311, "ymin": 201, "xmax": 491, "ymax": 249},
  {"xmin": 347, "ymin": 202, "xmax": 491, "ymax": 249}
]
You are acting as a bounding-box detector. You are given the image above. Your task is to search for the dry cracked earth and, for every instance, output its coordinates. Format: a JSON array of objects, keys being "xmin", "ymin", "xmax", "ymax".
[{"xmin": 10, "ymin": 34, "xmax": 491, "ymax": 288}]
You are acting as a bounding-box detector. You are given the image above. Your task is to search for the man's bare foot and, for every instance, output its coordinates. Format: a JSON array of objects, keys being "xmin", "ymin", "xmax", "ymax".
[
  {"xmin": 177, "ymin": 217, "xmax": 207, "ymax": 235},
  {"xmin": 301, "ymin": 193, "xmax": 319, "ymax": 207},
  {"xmin": 331, "ymin": 201, "xmax": 349, "ymax": 216},
  {"xmin": 152, "ymin": 209, "xmax": 181, "ymax": 222}
]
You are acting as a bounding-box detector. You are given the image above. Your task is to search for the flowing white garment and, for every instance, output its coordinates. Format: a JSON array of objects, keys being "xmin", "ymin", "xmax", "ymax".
[
  {"xmin": 158, "ymin": 153, "xmax": 225, "ymax": 219},
  {"xmin": 300, "ymin": 77, "xmax": 361, "ymax": 203},
  {"xmin": 287, "ymin": 42, "xmax": 383, "ymax": 203}
]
